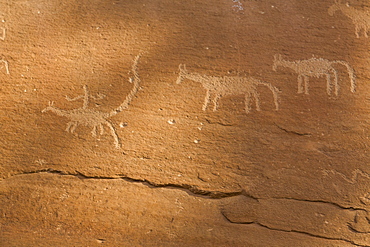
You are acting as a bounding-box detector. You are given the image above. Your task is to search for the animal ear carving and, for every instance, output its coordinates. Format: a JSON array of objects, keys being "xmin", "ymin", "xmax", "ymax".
[{"xmin": 179, "ymin": 64, "xmax": 187, "ymax": 71}]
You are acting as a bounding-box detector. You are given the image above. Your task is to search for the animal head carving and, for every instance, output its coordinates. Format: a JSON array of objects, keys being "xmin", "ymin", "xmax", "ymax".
[
  {"xmin": 41, "ymin": 101, "xmax": 55, "ymax": 113},
  {"xmin": 272, "ymin": 54, "xmax": 283, "ymax": 71}
]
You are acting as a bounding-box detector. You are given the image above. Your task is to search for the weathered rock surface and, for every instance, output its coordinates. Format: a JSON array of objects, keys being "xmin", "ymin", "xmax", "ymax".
[
  {"xmin": 1, "ymin": 0, "xmax": 370, "ymax": 246},
  {"xmin": 0, "ymin": 173, "xmax": 357, "ymax": 246}
]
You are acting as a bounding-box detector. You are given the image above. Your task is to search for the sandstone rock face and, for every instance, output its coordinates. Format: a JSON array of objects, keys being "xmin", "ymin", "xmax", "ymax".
[{"xmin": 1, "ymin": 0, "xmax": 370, "ymax": 246}]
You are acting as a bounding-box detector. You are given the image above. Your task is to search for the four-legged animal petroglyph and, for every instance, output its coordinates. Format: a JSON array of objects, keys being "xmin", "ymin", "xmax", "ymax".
[
  {"xmin": 328, "ymin": 0, "xmax": 370, "ymax": 38},
  {"xmin": 42, "ymin": 55, "xmax": 141, "ymax": 149},
  {"xmin": 176, "ymin": 64, "xmax": 280, "ymax": 114},
  {"xmin": 273, "ymin": 54, "xmax": 355, "ymax": 95}
]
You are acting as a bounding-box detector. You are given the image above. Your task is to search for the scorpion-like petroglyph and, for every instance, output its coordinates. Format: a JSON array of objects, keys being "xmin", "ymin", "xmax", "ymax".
[
  {"xmin": 42, "ymin": 55, "xmax": 140, "ymax": 149},
  {"xmin": 273, "ymin": 54, "xmax": 355, "ymax": 95},
  {"xmin": 328, "ymin": 0, "xmax": 370, "ymax": 38},
  {"xmin": 176, "ymin": 64, "xmax": 280, "ymax": 114}
]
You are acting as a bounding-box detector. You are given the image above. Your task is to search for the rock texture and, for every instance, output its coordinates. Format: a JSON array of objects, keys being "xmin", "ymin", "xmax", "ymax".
[{"xmin": 1, "ymin": 0, "xmax": 370, "ymax": 246}]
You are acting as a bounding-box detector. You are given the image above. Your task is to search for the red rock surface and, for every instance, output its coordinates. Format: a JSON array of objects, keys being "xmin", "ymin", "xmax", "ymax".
[{"xmin": 1, "ymin": 0, "xmax": 370, "ymax": 246}]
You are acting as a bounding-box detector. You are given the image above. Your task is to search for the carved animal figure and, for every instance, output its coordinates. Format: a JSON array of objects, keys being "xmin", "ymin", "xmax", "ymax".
[
  {"xmin": 272, "ymin": 54, "xmax": 355, "ymax": 95},
  {"xmin": 328, "ymin": 0, "xmax": 370, "ymax": 38},
  {"xmin": 42, "ymin": 55, "xmax": 141, "ymax": 148},
  {"xmin": 176, "ymin": 64, "xmax": 280, "ymax": 113}
]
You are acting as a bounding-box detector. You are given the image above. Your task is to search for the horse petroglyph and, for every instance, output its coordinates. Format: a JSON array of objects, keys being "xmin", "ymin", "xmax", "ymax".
[
  {"xmin": 273, "ymin": 54, "xmax": 355, "ymax": 96},
  {"xmin": 176, "ymin": 64, "xmax": 280, "ymax": 114},
  {"xmin": 328, "ymin": 0, "xmax": 370, "ymax": 38},
  {"xmin": 42, "ymin": 55, "xmax": 141, "ymax": 149}
]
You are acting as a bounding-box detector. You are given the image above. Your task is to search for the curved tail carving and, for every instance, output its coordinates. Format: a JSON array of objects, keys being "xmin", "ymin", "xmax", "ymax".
[{"xmin": 109, "ymin": 55, "xmax": 141, "ymax": 117}]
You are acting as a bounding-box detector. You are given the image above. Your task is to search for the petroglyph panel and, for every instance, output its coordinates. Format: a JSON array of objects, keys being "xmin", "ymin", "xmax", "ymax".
[{"xmin": 2, "ymin": 0, "xmax": 370, "ymax": 246}]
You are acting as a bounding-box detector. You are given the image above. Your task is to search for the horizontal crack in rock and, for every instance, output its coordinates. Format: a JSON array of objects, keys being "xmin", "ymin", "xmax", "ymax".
[
  {"xmin": 2, "ymin": 169, "xmax": 243, "ymax": 199},
  {"xmin": 4, "ymin": 170, "xmax": 369, "ymax": 246},
  {"xmin": 271, "ymin": 197, "xmax": 368, "ymax": 212},
  {"xmin": 275, "ymin": 123, "xmax": 311, "ymax": 136},
  {"xmin": 255, "ymin": 222, "xmax": 367, "ymax": 247},
  {"xmin": 220, "ymin": 211, "xmax": 366, "ymax": 247},
  {"xmin": 205, "ymin": 118, "xmax": 233, "ymax": 126}
]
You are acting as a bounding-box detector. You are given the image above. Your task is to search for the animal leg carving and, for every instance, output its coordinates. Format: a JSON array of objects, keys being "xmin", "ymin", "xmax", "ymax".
[
  {"xmin": 202, "ymin": 90, "xmax": 211, "ymax": 111},
  {"xmin": 70, "ymin": 122, "xmax": 78, "ymax": 134},
  {"xmin": 355, "ymin": 25, "xmax": 360, "ymax": 38},
  {"xmin": 244, "ymin": 92, "xmax": 252, "ymax": 114},
  {"xmin": 66, "ymin": 122, "xmax": 72, "ymax": 132},
  {"xmin": 297, "ymin": 75, "xmax": 304, "ymax": 94},
  {"xmin": 91, "ymin": 126, "xmax": 97, "ymax": 137},
  {"xmin": 332, "ymin": 69, "xmax": 339, "ymax": 96},
  {"xmin": 304, "ymin": 76, "xmax": 309, "ymax": 95},
  {"xmin": 212, "ymin": 94, "xmax": 221, "ymax": 112},
  {"xmin": 325, "ymin": 73, "xmax": 332, "ymax": 95},
  {"xmin": 66, "ymin": 122, "xmax": 75, "ymax": 133},
  {"xmin": 105, "ymin": 121, "xmax": 120, "ymax": 149},
  {"xmin": 0, "ymin": 59, "xmax": 10, "ymax": 75},
  {"xmin": 99, "ymin": 124, "xmax": 104, "ymax": 135},
  {"xmin": 0, "ymin": 28, "xmax": 5, "ymax": 41},
  {"xmin": 253, "ymin": 91, "xmax": 261, "ymax": 112}
]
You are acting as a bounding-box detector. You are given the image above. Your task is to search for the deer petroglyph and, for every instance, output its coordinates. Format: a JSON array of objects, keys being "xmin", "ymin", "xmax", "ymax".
[
  {"xmin": 42, "ymin": 55, "xmax": 141, "ymax": 149},
  {"xmin": 273, "ymin": 54, "xmax": 355, "ymax": 95},
  {"xmin": 176, "ymin": 64, "xmax": 280, "ymax": 114},
  {"xmin": 328, "ymin": 0, "xmax": 370, "ymax": 38}
]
